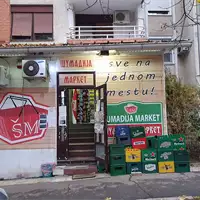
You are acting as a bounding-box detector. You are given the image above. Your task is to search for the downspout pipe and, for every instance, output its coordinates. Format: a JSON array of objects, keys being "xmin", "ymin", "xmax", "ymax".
[{"xmin": 0, "ymin": 42, "xmax": 192, "ymax": 54}]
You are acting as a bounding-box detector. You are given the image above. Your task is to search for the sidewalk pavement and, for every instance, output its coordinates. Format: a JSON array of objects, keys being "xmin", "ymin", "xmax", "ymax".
[{"xmin": 1, "ymin": 172, "xmax": 200, "ymax": 200}]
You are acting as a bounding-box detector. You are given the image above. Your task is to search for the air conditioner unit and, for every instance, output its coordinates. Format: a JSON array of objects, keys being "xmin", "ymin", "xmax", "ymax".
[
  {"xmin": 0, "ymin": 66, "xmax": 9, "ymax": 87},
  {"xmin": 178, "ymin": 47, "xmax": 190, "ymax": 56},
  {"xmin": 22, "ymin": 60, "xmax": 47, "ymax": 79},
  {"xmin": 114, "ymin": 10, "xmax": 131, "ymax": 24}
]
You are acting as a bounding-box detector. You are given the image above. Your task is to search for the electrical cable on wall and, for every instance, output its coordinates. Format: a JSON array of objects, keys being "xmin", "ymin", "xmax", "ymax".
[{"xmin": 77, "ymin": 0, "xmax": 98, "ymax": 13}]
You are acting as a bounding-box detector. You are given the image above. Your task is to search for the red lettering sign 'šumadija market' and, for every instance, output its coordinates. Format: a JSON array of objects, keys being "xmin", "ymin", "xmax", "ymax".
[{"xmin": 60, "ymin": 59, "xmax": 93, "ymax": 68}]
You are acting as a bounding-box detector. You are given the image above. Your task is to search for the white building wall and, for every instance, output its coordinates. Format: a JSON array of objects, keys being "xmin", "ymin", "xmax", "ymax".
[{"xmin": 0, "ymin": 149, "xmax": 56, "ymax": 179}]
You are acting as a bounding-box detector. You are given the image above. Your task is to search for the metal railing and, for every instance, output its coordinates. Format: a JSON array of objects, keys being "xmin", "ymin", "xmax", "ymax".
[{"xmin": 68, "ymin": 25, "xmax": 146, "ymax": 39}]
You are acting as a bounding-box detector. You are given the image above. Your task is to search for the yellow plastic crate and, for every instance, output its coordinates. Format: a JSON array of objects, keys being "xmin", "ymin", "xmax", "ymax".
[
  {"xmin": 158, "ymin": 161, "xmax": 175, "ymax": 173},
  {"xmin": 125, "ymin": 148, "xmax": 141, "ymax": 163}
]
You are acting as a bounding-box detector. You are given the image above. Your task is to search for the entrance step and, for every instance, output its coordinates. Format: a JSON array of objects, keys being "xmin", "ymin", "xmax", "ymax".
[
  {"xmin": 69, "ymin": 132, "xmax": 94, "ymax": 138},
  {"xmin": 69, "ymin": 137, "xmax": 94, "ymax": 143},
  {"xmin": 69, "ymin": 143, "xmax": 95, "ymax": 150},
  {"xmin": 69, "ymin": 124, "xmax": 94, "ymax": 131},
  {"xmin": 69, "ymin": 149, "xmax": 95, "ymax": 157},
  {"xmin": 64, "ymin": 165, "xmax": 97, "ymax": 175},
  {"xmin": 69, "ymin": 142, "xmax": 95, "ymax": 146},
  {"xmin": 57, "ymin": 157, "xmax": 96, "ymax": 165}
]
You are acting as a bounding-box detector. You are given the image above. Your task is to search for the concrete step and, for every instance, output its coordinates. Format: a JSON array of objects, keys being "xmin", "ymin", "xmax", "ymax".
[
  {"xmin": 64, "ymin": 165, "xmax": 97, "ymax": 175},
  {"xmin": 69, "ymin": 137, "xmax": 94, "ymax": 143},
  {"xmin": 57, "ymin": 157, "xmax": 96, "ymax": 166},
  {"xmin": 69, "ymin": 132, "xmax": 94, "ymax": 138},
  {"xmin": 69, "ymin": 142, "xmax": 95, "ymax": 146},
  {"xmin": 69, "ymin": 150, "xmax": 95, "ymax": 157},
  {"xmin": 69, "ymin": 143, "xmax": 95, "ymax": 151}
]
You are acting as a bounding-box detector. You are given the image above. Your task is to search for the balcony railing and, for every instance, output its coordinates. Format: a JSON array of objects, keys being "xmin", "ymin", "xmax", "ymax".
[{"xmin": 68, "ymin": 25, "xmax": 146, "ymax": 40}]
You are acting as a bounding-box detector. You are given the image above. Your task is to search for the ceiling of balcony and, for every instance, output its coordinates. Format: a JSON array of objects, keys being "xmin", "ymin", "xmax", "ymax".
[{"xmin": 68, "ymin": 0, "xmax": 142, "ymax": 14}]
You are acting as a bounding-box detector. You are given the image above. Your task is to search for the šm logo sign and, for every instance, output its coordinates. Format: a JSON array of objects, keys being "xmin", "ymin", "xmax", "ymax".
[{"xmin": 0, "ymin": 93, "xmax": 49, "ymax": 145}]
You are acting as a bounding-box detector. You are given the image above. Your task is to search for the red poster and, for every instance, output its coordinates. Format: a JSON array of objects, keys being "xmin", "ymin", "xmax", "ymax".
[{"xmin": 0, "ymin": 93, "xmax": 49, "ymax": 145}]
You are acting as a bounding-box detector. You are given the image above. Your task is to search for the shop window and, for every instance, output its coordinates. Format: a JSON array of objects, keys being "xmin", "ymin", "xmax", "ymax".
[
  {"xmin": 164, "ymin": 51, "xmax": 174, "ymax": 64},
  {"xmin": 11, "ymin": 5, "xmax": 53, "ymax": 41}
]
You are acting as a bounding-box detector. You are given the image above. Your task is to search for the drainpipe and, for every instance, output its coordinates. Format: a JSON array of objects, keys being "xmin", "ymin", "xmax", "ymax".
[
  {"xmin": 143, "ymin": 1, "xmax": 149, "ymax": 38},
  {"xmin": 197, "ymin": 12, "xmax": 200, "ymax": 80}
]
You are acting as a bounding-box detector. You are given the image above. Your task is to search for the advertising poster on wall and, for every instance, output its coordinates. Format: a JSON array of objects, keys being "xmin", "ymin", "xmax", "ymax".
[
  {"xmin": 59, "ymin": 55, "xmax": 166, "ymax": 137},
  {"xmin": 0, "ymin": 93, "xmax": 49, "ymax": 145}
]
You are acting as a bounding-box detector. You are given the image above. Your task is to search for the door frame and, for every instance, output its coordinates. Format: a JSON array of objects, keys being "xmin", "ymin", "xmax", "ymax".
[
  {"xmin": 94, "ymin": 83, "xmax": 108, "ymax": 172},
  {"xmin": 56, "ymin": 71, "xmax": 96, "ymax": 161}
]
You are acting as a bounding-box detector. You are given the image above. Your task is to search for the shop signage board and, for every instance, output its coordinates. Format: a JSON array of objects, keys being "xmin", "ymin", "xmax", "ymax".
[
  {"xmin": 59, "ymin": 55, "xmax": 166, "ymax": 136},
  {"xmin": 107, "ymin": 101, "xmax": 163, "ymax": 136},
  {"xmin": 59, "ymin": 73, "xmax": 94, "ymax": 86}
]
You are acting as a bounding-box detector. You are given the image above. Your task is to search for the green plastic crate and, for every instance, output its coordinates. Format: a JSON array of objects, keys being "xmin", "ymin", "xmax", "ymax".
[
  {"xmin": 174, "ymin": 150, "xmax": 189, "ymax": 162},
  {"xmin": 170, "ymin": 134, "xmax": 186, "ymax": 150},
  {"xmin": 142, "ymin": 149, "xmax": 157, "ymax": 163},
  {"xmin": 109, "ymin": 144, "xmax": 125, "ymax": 155},
  {"xmin": 158, "ymin": 136, "xmax": 173, "ymax": 150},
  {"xmin": 130, "ymin": 127, "xmax": 146, "ymax": 138},
  {"xmin": 142, "ymin": 162, "xmax": 158, "ymax": 174},
  {"xmin": 126, "ymin": 162, "xmax": 142, "ymax": 174},
  {"xmin": 147, "ymin": 137, "xmax": 158, "ymax": 149},
  {"xmin": 110, "ymin": 154, "xmax": 125, "ymax": 165},
  {"xmin": 110, "ymin": 164, "xmax": 126, "ymax": 176},
  {"xmin": 175, "ymin": 161, "xmax": 190, "ymax": 173},
  {"xmin": 158, "ymin": 150, "xmax": 174, "ymax": 161}
]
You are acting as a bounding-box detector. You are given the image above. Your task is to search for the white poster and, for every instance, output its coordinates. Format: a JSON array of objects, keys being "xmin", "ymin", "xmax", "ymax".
[{"xmin": 59, "ymin": 106, "xmax": 67, "ymax": 126}]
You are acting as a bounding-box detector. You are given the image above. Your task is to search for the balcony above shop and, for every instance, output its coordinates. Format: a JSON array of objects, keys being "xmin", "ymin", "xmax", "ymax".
[{"xmin": 68, "ymin": 25, "xmax": 146, "ymax": 40}]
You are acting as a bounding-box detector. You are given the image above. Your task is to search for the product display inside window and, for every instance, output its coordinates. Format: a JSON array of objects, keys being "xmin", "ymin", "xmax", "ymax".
[{"xmin": 71, "ymin": 89, "xmax": 95, "ymax": 124}]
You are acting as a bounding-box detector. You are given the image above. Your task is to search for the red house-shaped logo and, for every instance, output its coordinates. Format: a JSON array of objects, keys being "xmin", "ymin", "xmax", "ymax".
[
  {"xmin": 124, "ymin": 104, "xmax": 138, "ymax": 114},
  {"xmin": 0, "ymin": 93, "xmax": 49, "ymax": 145}
]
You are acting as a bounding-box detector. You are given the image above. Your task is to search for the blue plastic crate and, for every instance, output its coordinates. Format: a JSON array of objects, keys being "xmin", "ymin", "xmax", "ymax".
[{"xmin": 115, "ymin": 126, "xmax": 130, "ymax": 138}]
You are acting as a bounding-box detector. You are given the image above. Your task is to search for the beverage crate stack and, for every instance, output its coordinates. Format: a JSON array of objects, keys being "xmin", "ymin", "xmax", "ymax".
[
  {"xmin": 171, "ymin": 135, "xmax": 190, "ymax": 173},
  {"xmin": 109, "ymin": 144, "xmax": 126, "ymax": 176},
  {"xmin": 158, "ymin": 136, "xmax": 175, "ymax": 173},
  {"xmin": 108, "ymin": 125, "xmax": 190, "ymax": 175}
]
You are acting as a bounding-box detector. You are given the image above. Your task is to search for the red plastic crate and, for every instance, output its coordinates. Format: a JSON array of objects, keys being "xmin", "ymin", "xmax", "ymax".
[{"xmin": 132, "ymin": 138, "xmax": 147, "ymax": 149}]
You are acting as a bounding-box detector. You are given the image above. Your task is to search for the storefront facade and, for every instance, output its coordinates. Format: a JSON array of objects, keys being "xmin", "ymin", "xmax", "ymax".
[{"xmin": 0, "ymin": 52, "xmax": 166, "ymax": 179}]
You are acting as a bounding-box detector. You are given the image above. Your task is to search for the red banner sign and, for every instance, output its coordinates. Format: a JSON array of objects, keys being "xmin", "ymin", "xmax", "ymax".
[
  {"xmin": 0, "ymin": 93, "xmax": 49, "ymax": 145},
  {"xmin": 108, "ymin": 124, "xmax": 162, "ymax": 137}
]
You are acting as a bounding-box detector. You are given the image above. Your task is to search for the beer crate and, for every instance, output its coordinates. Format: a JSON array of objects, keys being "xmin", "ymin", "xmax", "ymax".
[
  {"xmin": 130, "ymin": 126, "xmax": 145, "ymax": 139},
  {"xmin": 125, "ymin": 148, "xmax": 141, "ymax": 163},
  {"xmin": 147, "ymin": 137, "xmax": 158, "ymax": 149},
  {"xmin": 158, "ymin": 161, "xmax": 175, "ymax": 173},
  {"xmin": 142, "ymin": 162, "xmax": 158, "ymax": 174},
  {"xmin": 116, "ymin": 136, "xmax": 131, "ymax": 145},
  {"xmin": 142, "ymin": 149, "xmax": 157, "ymax": 163},
  {"xmin": 110, "ymin": 154, "xmax": 125, "ymax": 165},
  {"xmin": 110, "ymin": 164, "xmax": 126, "ymax": 176},
  {"xmin": 174, "ymin": 150, "xmax": 189, "ymax": 162},
  {"xmin": 158, "ymin": 150, "xmax": 174, "ymax": 162},
  {"xmin": 158, "ymin": 136, "xmax": 173, "ymax": 150},
  {"xmin": 170, "ymin": 134, "xmax": 186, "ymax": 150},
  {"xmin": 126, "ymin": 162, "xmax": 142, "ymax": 174},
  {"xmin": 132, "ymin": 138, "xmax": 147, "ymax": 150},
  {"xmin": 115, "ymin": 126, "xmax": 130, "ymax": 137},
  {"xmin": 109, "ymin": 144, "xmax": 125, "ymax": 155},
  {"xmin": 175, "ymin": 161, "xmax": 190, "ymax": 173}
]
